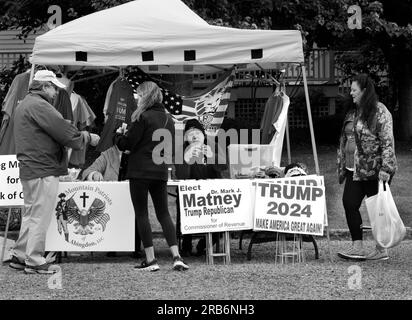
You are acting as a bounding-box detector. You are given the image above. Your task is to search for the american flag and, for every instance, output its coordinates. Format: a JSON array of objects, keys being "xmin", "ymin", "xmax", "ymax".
[{"xmin": 125, "ymin": 67, "xmax": 235, "ymax": 135}]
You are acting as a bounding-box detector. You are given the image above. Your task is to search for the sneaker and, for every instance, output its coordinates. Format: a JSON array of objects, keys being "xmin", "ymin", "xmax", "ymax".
[
  {"xmin": 173, "ymin": 256, "xmax": 189, "ymax": 271},
  {"xmin": 9, "ymin": 256, "xmax": 26, "ymax": 271},
  {"xmin": 24, "ymin": 263, "xmax": 60, "ymax": 274},
  {"xmin": 337, "ymin": 246, "xmax": 366, "ymax": 260},
  {"xmin": 366, "ymin": 248, "xmax": 389, "ymax": 261},
  {"xmin": 134, "ymin": 259, "xmax": 159, "ymax": 272}
]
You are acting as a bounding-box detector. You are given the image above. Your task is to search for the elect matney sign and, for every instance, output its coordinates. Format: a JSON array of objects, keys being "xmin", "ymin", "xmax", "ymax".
[{"xmin": 178, "ymin": 179, "xmax": 254, "ymax": 234}]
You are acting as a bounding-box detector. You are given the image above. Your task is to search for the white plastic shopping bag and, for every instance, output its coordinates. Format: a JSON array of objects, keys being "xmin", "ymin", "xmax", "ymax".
[{"xmin": 365, "ymin": 181, "xmax": 406, "ymax": 248}]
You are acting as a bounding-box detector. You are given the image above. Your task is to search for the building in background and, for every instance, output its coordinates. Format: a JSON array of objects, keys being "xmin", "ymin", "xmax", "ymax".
[{"xmin": 0, "ymin": 29, "xmax": 350, "ymax": 131}]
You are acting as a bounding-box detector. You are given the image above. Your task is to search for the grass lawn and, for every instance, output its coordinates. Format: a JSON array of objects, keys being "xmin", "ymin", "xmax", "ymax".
[{"xmin": 1, "ymin": 238, "xmax": 411, "ymax": 300}]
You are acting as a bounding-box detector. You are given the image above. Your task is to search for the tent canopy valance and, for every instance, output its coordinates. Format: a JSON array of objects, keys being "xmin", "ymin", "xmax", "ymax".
[{"xmin": 31, "ymin": 0, "xmax": 304, "ymax": 74}]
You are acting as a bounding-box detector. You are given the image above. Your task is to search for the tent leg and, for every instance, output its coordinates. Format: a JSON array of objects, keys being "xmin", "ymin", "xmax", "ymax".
[
  {"xmin": 1, "ymin": 208, "xmax": 12, "ymax": 265},
  {"xmin": 29, "ymin": 64, "xmax": 35, "ymax": 89},
  {"xmin": 285, "ymin": 114, "xmax": 291, "ymax": 164},
  {"xmin": 326, "ymin": 225, "xmax": 333, "ymax": 262},
  {"xmin": 301, "ymin": 65, "xmax": 320, "ymax": 175}
]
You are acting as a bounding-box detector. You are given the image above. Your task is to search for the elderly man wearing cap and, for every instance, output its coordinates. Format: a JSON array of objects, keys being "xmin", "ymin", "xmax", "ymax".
[{"xmin": 9, "ymin": 70, "xmax": 100, "ymax": 274}]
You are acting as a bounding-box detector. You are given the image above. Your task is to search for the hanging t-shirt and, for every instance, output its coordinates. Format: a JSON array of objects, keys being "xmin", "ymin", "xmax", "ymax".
[
  {"xmin": 269, "ymin": 94, "xmax": 290, "ymax": 167},
  {"xmin": 71, "ymin": 93, "xmax": 96, "ymax": 129},
  {"xmin": 96, "ymin": 78, "xmax": 137, "ymax": 152},
  {"xmin": 69, "ymin": 93, "xmax": 96, "ymax": 166},
  {"xmin": 0, "ymin": 72, "xmax": 30, "ymax": 155},
  {"xmin": 54, "ymin": 88, "xmax": 74, "ymax": 122},
  {"xmin": 260, "ymin": 94, "xmax": 284, "ymax": 144}
]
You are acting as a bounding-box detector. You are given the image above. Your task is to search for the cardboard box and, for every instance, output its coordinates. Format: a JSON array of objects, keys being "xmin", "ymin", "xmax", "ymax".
[{"xmin": 227, "ymin": 144, "xmax": 274, "ymax": 178}]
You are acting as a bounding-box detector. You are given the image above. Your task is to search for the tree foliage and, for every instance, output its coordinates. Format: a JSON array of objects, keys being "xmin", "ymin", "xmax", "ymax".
[{"xmin": 1, "ymin": 0, "xmax": 411, "ymax": 138}]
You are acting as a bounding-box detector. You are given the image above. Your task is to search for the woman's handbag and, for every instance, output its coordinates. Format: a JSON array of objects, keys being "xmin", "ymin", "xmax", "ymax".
[{"xmin": 365, "ymin": 181, "xmax": 406, "ymax": 248}]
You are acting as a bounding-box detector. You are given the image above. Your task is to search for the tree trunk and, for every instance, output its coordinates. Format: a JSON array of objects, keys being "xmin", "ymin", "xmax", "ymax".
[{"xmin": 397, "ymin": 63, "xmax": 412, "ymax": 140}]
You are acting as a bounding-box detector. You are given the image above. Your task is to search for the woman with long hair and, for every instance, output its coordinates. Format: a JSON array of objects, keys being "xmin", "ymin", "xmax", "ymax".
[
  {"xmin": 115, "ymin": 81, "xmax": 188, "ymax": 271},
  {"xmin": 337, "ymin": 74, "xmax": 397, "ymax": 261}
]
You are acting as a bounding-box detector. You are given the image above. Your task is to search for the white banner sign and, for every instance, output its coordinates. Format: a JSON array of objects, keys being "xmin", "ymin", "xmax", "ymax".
[
  {"xmin": 45, "ymin": 181, "xmax": 135, "ymax": 251},
  {"xmin": 178, "ymin": 179, "xmax": 254, "ymax": 234},
  {"xmin": 253, "ymin": 176, "xmax": 326, "ymax": 236},
  {"xmin": 0, "ymin": 155, "xmax": 24, "ymax": 207}
]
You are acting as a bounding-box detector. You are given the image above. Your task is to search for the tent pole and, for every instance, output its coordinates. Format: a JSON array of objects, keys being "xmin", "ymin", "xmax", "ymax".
[
  {"xmin": 285, "ymin": 112, "xmax": 291, "ymax": 164},
  {"xmin": 28, "ymin": 64, "xmax": 35, "ymax": 89},
  {"xmin": 301, "ymin": 64, "xmax": 320, "ymax": 175}
]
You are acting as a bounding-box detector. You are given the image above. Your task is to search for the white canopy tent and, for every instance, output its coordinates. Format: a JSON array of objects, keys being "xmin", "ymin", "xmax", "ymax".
[
  {"xmin": 30, "ymin": 0, "xmax": 319, "ymax": 176},
  {"xmin": 31, "ymin": 0, "xmax": 304, "ymax": 73},
  {"xmin": 0, "ymin": 0, "xmax": 335, "ymax": 264}
]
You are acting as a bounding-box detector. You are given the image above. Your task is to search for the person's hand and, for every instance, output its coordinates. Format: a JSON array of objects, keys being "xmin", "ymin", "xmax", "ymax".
[
  {"xmin": 116, "ymin": 124, "xmax": 128, "ymax": 135},
  {"xmin": 89, "ymin": 133, "xmax": 100, "ymax": 146},
  {"xmin": 184, "ymin": 146, "xmax": 201, "ymax": 163},
  {"xmin": 92, "ymin": 172, "xmax": 104, "ymax": 181},
  {"xmin": 202, "ymin": 145, "xmax": 213, "ymax": 158},
  {"xmin": 379, "ymin": 170, "xmax": 390, "ymax": 182}
]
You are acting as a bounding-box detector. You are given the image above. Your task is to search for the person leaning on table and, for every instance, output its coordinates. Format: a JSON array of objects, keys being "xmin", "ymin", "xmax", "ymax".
[
  {"xmin": 81, "ymin": 143, "xmax": 143, "ymax": 258},
  {"xmin": 114, "ymin": 81, "xmax": 189, "ymax": 272},
  {"xmin": 337, "ymin": 73, "xmax": 397, "ymax": 262},
  {"xmin": 9, "ymin": 70, "xmax": 100, "ymax": 274}
]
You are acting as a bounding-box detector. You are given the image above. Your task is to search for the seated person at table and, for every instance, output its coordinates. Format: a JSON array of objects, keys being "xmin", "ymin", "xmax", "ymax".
[
  {"xmin": 81, "ymin": 144, "xmax": 142, "ymax": 258},
  {"xmin": 175, "ymin": 119, "xmax": 222, "ymax": 257}
]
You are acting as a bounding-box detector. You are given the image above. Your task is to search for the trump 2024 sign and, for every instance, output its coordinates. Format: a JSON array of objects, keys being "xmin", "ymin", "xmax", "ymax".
[{"xmin": 253, "ymin": 176, "xmax": 326, "ymax": 236}]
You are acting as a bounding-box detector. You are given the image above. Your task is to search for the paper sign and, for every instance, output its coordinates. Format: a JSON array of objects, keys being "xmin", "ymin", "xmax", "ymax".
[
  {"xmin": 0, "ymin": 155, "xmax": 24, "ymax": 207},
  {"xmin": 178, "ymin": 179, "xmax": 254, "ymax": 234},
  {"xmin": 253, "ymin": 177, "xmax": 326, "ymax": 236},
  {"xmin": 45, "ymin": 181, "xmax": 135, "ymax": 251}
]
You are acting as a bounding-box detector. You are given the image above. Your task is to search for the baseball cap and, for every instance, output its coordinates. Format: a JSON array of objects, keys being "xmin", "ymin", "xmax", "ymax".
[{"xmin": 33, "ymin": 70, "xmax": 66, "ymax": 89}]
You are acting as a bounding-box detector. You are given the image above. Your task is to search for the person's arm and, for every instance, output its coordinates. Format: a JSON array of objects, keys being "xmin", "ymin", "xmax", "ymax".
[
  {"xmin": 377, "ymin": 108, "xmax": 397, "ymax": 178},
  {"xmin": 115, "ymin": 117, "xmax": 145, "ymax": 152},
  {"xmin": 82, "ymin": 153, "xmax": 108, "ymax": 181},
  {"xmin": 31, "ymin": 102, "xmax": 93, "ymax": 150}
]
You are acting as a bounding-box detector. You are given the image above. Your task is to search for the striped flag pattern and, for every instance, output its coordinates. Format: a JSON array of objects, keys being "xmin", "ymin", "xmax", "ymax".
[{"xmin": 125, "ymin": 67, "xmax": 234, "ymax": 135}]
